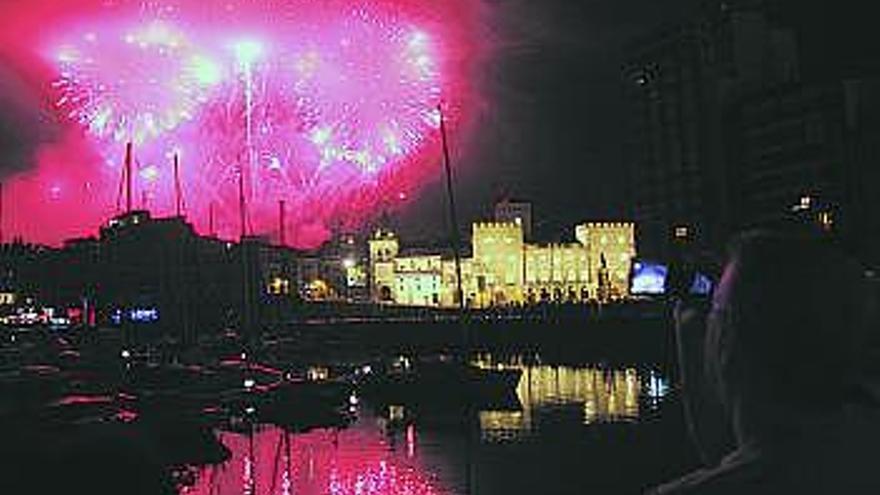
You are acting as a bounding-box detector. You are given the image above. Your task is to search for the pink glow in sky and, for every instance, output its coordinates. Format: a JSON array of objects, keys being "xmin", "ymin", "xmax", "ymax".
[{"xmin": 0, "ymin": 0, "xmax": 485, "ymax": 248}]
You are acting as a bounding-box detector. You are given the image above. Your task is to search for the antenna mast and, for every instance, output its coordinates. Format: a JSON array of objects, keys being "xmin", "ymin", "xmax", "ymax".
[{"xmin": 238, "ymin": 165, "xmax": 248, "ymax": 239}]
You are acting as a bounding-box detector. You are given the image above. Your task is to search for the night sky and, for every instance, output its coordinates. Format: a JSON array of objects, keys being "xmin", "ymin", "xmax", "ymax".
[
  {"xmin": 399, "ymin": 0, "xmax": 875, "ymax": 244},
  {"xmin": 398, "ymin": 0, "xmax": 704, "ymax": 243}
]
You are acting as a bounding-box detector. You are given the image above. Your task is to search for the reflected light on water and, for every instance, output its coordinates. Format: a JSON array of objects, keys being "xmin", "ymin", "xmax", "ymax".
[
  {"xmin": 474, "ymin": 355, "xmax": 669, "ymax": 442},
  {"xmin": 182, "ymin": 423, "xmax": 447, "ymax": 495}
]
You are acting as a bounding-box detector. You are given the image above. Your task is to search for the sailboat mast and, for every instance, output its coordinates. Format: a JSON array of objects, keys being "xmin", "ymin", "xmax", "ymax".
[
  {"xmin": 174, "ymin": 153, "xmax": 183, "ymax": 218},
  {"xmin": 125, "ymin": 141, "xmax": 133, "ymax": 214},
  {"xmin": 278, "ymin": 199, "xmax": 286, "ymax": 246},
  {"xmin": 439, "ymin": 105, "xmax": 464, "ymax": 312},
  {"xmin": 209, "ymin": 202, "xmax": 216, "ymax": 237},
  {"xmin": 0, "ymin": 181, "xmax": 4, "ymax": 245},
  {"xmin": 238, "ymin": 166, "xmax": 248, "ymax": 239}
]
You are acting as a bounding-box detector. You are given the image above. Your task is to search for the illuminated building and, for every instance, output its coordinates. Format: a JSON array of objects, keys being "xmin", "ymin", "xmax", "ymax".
[
  {"xmin": 495, "ymin": 199, "xmax": 533, "ymax": 240},
  {"xmin": 368, "ymin": 230, "xmax": 399, "ymax": 302},
  {"xmin": 393, "ymin": 254, "xmax": 443, "ymax": 307},
  {"xmin": 441, "ymin": 257, "xmax": 476, "ymax": 308},
  {"xmin": 306, "ymin": 232, "xmax": 367, "ymax": 302},
  {"xmin": 576, "ymin": 222, "xmax": 636, "ymax": 300},
  {"xmin": 472, "ymin": 222, "xmax": 525, "ymax": 306},
  {"xmin": 368, "ymin": 218, "xmax": 637, "ymax": 308}
]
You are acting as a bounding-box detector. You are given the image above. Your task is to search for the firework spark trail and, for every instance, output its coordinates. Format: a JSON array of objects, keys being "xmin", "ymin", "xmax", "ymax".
[
  {"xmin": 0, "ymin": 0, "xmax": 485, "ymax": 248},
  {"xmin": 53, "ymin": 21, "xmax": 223, "ymax": 145}
]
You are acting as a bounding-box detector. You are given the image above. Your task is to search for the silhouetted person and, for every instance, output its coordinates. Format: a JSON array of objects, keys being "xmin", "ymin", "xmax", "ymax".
[{"xmin": 650, "ymin": 230, "xmax": 878, "ymax": 494}]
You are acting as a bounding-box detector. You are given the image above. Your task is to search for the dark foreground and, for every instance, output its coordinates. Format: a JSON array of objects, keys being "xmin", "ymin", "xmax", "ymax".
[{"xmin": 0, "ymin": 317, "xmax": 696, "ymax": 494}]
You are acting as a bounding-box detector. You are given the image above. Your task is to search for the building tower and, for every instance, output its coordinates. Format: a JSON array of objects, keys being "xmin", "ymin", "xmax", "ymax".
[{"xmin": 367, "ymin": 230, "xmax": 399, "ymax": 302}]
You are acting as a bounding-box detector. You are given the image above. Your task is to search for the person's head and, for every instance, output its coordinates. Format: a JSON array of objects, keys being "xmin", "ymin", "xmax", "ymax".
[{"xmin": 705, "ymin": 230, "xmax": 871, "ymax": 442}]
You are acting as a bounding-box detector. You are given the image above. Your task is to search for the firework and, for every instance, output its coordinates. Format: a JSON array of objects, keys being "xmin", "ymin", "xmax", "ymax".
[
  {"xmin": 0, "ymin": 0, "xmax": 484, "ymax": 248},
  {"xmin": 53, "ymin": 20, "xmax": 223, "ymax": 145}
]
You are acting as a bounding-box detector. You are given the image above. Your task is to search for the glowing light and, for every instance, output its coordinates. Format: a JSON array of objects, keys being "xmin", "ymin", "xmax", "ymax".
[
  {"xmin": 233, "ymin": 39, "xmax": 264, "ymax": 67},
  {"xmin": 189, "ymin": 55, "xmax": 222, "ymax": 86},
  {"xmin": 140, "ymin": 165, "xmax": 160, "ymax": 182}
]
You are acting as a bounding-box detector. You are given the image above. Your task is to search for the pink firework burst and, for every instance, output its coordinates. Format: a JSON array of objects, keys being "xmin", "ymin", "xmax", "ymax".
[{"xmin": 0, "ymin": 0, "xmax": 486, "ymax": 248}]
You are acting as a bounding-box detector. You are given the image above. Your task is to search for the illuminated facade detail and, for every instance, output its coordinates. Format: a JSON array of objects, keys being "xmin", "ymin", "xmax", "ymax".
[
  {"xmin": 523, "ymin": 243, "xmax": 591, "ymax": 303},
  {"xmin": 576, "ymin": 222, "xmax": 636, "ymax": 300},
  {"xmin": 267, "ymin": 276, "xmax": 291, "ymax": 295},
  {"xmin": 393, "ymin": 255, "xmax": 443, "ymax": 307},
  {"xmin": 368, "ymin": 230, "xmax": 399, "ymax": 302},
  {"xmin": 345, "ymin": 264, "xmax": 367, "ymax": 291},
  {"xmin": 472, "ymin": 222, "xmax": 525, "ymax": 306},
  {"xmin": 441, "ymin": 257, "xmax": 476, "ymax": 308},
  {"xmin": 0, "ymin": 292, "xmax": 15, "ymax": 306}
]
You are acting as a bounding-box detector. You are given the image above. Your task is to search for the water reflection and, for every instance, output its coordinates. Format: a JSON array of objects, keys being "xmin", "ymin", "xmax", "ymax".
[
  {"xmin": 182, "ymin": 420, "xmax": 448, "ymax": 495},
  {"xmin": 473, "ymin": 355, "xmax": 669, "ymax": 442},
  {"xmin": 181, "ymin": 355, "xmax": 671, "ymax": 494}
]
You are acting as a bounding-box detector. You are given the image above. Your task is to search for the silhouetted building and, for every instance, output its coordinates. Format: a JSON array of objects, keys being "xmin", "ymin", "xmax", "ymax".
[
  {"xmin": 624, "ymin": 1, "xmax": 798, "ymax": 258},
  {"xmin": 99, "ymin": 211, "xmax": 207, "ymax": 341},
  {"xmin": 728, "ymin": 77, "xmax": 880, "ymax": 265}
]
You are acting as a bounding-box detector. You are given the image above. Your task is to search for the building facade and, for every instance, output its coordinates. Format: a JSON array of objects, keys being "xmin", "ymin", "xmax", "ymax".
[
  {"xmin": 368, "ymin": 220, "xmax": 637, "ymax": 308},
  {"xmin": 523, "ymin": 243, "xmax": 591, "ymax": 304},
  {"xmin": 472, "ymin": 222, "xmax": 525, "ymax": 306},
  {"xmin": 368, "ymin": 230, "xmax": 399, "ymax": 302},
  {"xmin": 393, "ymin": 254, "xmax": 443, "ymax": 307}
]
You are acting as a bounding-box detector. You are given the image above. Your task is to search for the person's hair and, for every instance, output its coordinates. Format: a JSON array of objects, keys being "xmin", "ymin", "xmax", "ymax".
[{"xmin": 705, "ymin": 230, "xmax": 871, "ymax": 414}]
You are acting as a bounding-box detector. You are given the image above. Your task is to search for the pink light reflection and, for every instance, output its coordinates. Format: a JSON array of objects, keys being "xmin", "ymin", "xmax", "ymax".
[{"xmin": 182, "ymin": 424, "xmax": 449, "ymax": 495}]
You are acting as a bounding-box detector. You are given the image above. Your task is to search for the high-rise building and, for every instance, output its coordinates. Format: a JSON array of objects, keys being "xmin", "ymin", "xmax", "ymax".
[
  {"xmin": 624, "ymin": 2, "xmax": 798, "ymax": 258},
  {"xmin": 728, "ymin": 77, "xmax": 880, "ymax": 265}
]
